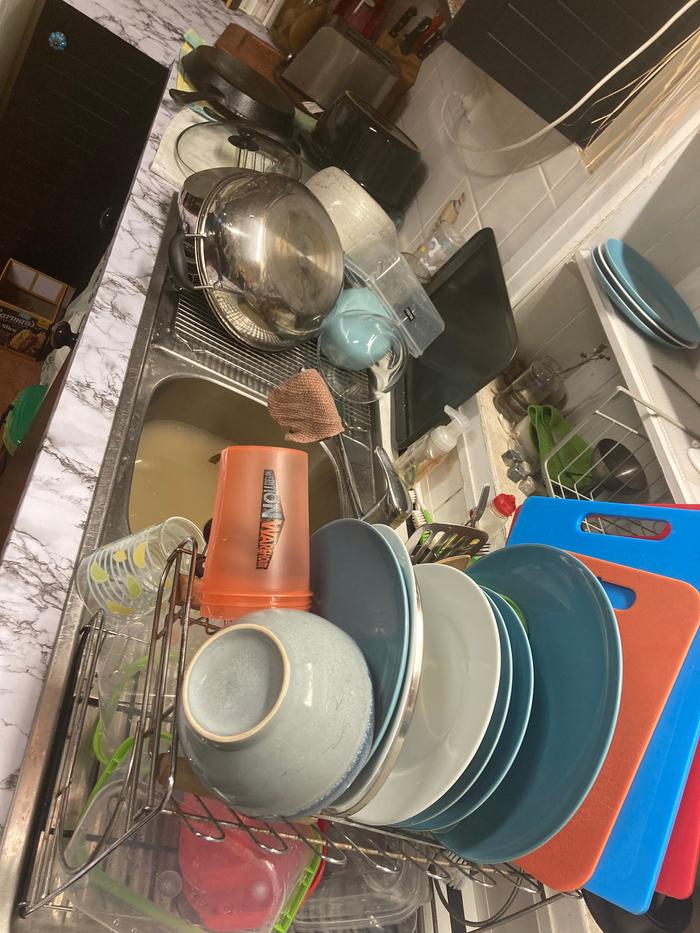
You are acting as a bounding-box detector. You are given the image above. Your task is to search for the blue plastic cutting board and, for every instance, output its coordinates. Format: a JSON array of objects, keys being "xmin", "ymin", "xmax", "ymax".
[
  {"xmin": 587, "ymin": 635, "xmax": 700, "ymax": 912},
  {"xmin": 509, "ymin": 498, "xmax": 700, "ymax": 912}
]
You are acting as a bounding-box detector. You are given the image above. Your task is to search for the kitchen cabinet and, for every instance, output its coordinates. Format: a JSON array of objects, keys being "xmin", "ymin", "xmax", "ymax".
[
  {"xmin": 446, "ymin": 0, "xmax": 700, "ymax": 146},
  {"xmin": 0, "ymin": 0, "xmax": 167, "ymax": 290}
]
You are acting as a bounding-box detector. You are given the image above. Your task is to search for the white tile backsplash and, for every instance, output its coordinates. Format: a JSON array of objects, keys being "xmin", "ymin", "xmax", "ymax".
[{"xmin": 394, "ymin": 43, "xmax": 588, "ymax": 264}]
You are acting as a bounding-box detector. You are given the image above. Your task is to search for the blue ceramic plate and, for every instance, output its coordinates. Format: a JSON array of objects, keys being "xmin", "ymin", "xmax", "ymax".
[
  {"xmin": 604, "ymin": 239, "xmax": 700, "ymax": 346},
  {"xmin": 396, "ymin": 590, "xmax": 513, "ymax": 831},
  {"xmin": 425, "ymin": 587, "xmax": 534, "ymax": 832},
  {"xmin": 310, "ymin": 519, "xmax": 409, "ymax": 755},
  {"xmin": 592, "ymin": 247, "xmax": 689, "ymax": 349},
  {"xmin": 437, "ymin": 545, "xmax": 622, "ymax": 864}
]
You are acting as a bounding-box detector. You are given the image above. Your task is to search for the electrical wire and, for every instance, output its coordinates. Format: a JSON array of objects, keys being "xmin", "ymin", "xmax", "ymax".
[
  {"xmin": 430, "ymin": 876, "xmax": 522, "ymax": 928},
  {"xmin": 585, "ymin": 27, "xmax": 700, "ymax": 148},
  {"xmin": 562, "ymin": 25, "xmax": 700, "ymax": 131},
  {"xmin": 441, "ymin": 0, "xmax": 700, "ymax": 153}
]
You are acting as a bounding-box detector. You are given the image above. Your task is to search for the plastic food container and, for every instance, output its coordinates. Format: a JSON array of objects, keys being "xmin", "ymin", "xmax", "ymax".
[
  {"xmin": 345, "ymin": 236, "xmax": 444, "ymax": 358},
  {"xmin": 293, "ymin": 833, "xmax": 429, "ymax": 931},
  {"xmin": 200, "ymin": 447, "xmax": 311, "ymax": 621},
  {"xmin": 63, "ymin": 762, "xmax": 321, "ymax": 933}
]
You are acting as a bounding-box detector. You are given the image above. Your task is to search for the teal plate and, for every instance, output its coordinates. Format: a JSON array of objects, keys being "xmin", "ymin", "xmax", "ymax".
[
  {"xmin": 396, "ymin": 590, "xmax": 513, "ymax": 831},
  {"xmin": 424, "ymin": 587, "xmax": 533, "ymax": 832},
  {"xmin": 310, "ymin": 519, "xmax": 409, "ymax": 755},
  {"xmin": 438, "ymin": 545, "xmax": 622, "ymax": 864}
]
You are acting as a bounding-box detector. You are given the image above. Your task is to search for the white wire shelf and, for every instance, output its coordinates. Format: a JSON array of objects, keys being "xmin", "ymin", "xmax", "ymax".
[{"xmin": 576, "ymin": 248, "xmax": 700, "ymax": 502}]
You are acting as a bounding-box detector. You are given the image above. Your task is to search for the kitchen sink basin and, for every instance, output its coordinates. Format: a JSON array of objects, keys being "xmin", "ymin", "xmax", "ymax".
[
  {"xmin": 0, "ymin": 202, "xmax": 383, "ymax": 933},
  {"xmin": 129, "ymin": 377, "xmax": 342, "ymax": 535}
]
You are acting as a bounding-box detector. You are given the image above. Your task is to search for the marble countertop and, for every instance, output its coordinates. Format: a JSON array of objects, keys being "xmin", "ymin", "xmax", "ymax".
[{"xmin": 0, "ymin": 0, "xmax": 239, "ymax": 830}]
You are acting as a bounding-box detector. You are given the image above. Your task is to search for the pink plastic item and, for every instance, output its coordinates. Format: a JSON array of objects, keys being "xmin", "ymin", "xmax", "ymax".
[
  {"xmin": 179, "ymin": 793, "xmax": 316, "ymax": 932},
  {"xmin": 656, "ymin": 742, "xmax": 700, "ymax": 899}
]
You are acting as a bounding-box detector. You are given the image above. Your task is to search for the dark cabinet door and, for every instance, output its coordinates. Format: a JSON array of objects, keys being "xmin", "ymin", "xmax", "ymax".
[
  {"xmin": 447, "ymin": 0, "xmax": 700, "ymax": 147},
  {"xmin": 0, "ymin": 0, "xmax": 167, "ymax": 289}
]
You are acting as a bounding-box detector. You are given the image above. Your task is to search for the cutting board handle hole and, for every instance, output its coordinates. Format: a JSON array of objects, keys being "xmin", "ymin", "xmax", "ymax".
[
  {"xmin": 581, "ymin": 514, "xmax": 671, "ymax": 540},
  {"xmin": 597, "ymin": 579, "xmax": 636, "ymax": 611}
]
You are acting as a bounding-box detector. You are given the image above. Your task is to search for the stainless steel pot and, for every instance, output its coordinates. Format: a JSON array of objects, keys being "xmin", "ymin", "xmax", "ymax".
[{"xmin": 170, "ymin": 168, "xmax": 344, "ymax": 349}]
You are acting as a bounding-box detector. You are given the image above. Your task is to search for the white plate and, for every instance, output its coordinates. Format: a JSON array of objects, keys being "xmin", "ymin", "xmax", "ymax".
[
  {"xmin": 352, "ymin": 564, "xmax": 501, "ymax": 826},
  {"xmin": 326, "ymin": 525, "xmax": 424, "ymax": 815}
]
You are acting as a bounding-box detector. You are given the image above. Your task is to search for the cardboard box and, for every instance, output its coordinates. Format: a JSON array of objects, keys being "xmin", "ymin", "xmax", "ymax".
[{"xmin": 0, "ymin": 259, "xmax": 73, "ymax": 328}]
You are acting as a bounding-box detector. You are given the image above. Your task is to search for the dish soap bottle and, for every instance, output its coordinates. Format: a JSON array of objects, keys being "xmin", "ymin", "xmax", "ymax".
[{"xmin": 395, "ymin": 405, "xmax": 469, "ymax": 484}]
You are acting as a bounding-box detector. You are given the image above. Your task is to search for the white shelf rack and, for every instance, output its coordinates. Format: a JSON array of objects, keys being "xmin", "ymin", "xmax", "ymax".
[{"xmin": 576, "ymin": 248, "xmax": 700, "ymax": 503}]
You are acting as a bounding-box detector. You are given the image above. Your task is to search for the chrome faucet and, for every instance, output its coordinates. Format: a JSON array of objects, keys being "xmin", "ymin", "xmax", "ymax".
[{"xmin": 330, "ymin": 438, "xmax": 411, "ymax": 528}]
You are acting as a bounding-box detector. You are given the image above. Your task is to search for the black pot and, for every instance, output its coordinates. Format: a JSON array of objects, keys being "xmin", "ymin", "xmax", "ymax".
[{"xmin": 310, "ymin": 92, "xmax": 423, "ymax": 213}]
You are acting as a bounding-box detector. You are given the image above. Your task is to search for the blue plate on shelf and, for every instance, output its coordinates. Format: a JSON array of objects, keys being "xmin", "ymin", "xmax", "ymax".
[
  {"xmin": 406, "ymin": 587, "xmax": 533, "ymax": 832},
  {"xmin": 591, "ymin": 247, "xmax": 687, "ymax": 349},
  {"xmin": 437, "ymin": 545, "xmax": 622, "ymax": 864},
  {"xmin": 604, "ymin": 239, "xmax": 700, "ymax": 347},
  {"xmin": 396, "ymin": 589, "xmax": 513, "ymax": 831},
  {"xmin": 310, "ymin": 519, "xmax": 409, "ymax": 755}
]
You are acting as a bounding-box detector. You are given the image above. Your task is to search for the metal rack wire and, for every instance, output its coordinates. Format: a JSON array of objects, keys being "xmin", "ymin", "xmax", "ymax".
[
  {"xmin": 541, "ymin": 385, "xmax": 682, "ymax": 537},
  {"xmin": 19, "ymin": 537, "xmax": 571, "ymax": 933}
]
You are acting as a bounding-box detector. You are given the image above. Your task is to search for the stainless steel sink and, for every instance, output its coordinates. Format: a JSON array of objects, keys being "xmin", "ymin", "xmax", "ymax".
[
  {"xmin": 0, "ymin": 202, "xmax": 383, "ymax": 933},
  {"xmin": 131, "ymin": 376, "xmax": 342, "ymax": 533}
]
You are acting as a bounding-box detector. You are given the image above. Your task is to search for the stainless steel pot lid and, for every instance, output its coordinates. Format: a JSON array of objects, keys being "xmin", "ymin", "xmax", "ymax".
[{"xmin": 192, "ymin": 171, "xmax": 344, "ymax": 348}]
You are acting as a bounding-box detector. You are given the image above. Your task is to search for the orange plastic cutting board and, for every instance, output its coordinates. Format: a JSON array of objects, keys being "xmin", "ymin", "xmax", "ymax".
[{"xmin": 517, "ymin": 554, "xmax": 700, "ymax": 891}]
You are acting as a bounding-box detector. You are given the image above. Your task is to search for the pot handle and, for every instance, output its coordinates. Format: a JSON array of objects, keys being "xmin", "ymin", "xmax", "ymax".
[
  {"xmin": 168, "ymin": 231, "xmax": 195, "ymax": 291},
  {"xmin": 169, "ymin": 87, "xmax": 223, "ymax": 106}
]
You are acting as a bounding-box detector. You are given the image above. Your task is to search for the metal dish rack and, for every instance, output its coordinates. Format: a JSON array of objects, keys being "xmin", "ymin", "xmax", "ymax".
[
  {"xmin": 542, "ymin": 385, "xmax": 683, "ymax": 536},
  {"xmin": 20, "ymin": 539, "xmax": 581, "ymax": 931}
]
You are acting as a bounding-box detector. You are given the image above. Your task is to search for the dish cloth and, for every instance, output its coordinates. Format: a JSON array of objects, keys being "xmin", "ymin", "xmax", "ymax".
[
  {"xmin": 528, "ymin": 404, "xmax": 593, "ymax": 492},
  {"xmin": 268, "ymin": 369, "xmax": 344, "ymax": 443}
]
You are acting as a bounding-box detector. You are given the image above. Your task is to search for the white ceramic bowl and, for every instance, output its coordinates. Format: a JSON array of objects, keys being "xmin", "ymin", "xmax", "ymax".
[
  {"xmin": 178, "ymin": 609, "xmax": 374, "ymax": 819},
  {"xmin": 305, "ymin": 167, "xmax": 398, "ymax": 254},
  {"xmin": 352, "ymin": 564, "xmax": 501, "ymax": 826}
]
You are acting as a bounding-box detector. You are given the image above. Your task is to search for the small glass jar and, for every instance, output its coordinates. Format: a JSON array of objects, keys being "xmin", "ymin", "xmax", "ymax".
[
  {"xmin": 270, "ymin": 0, "xmax": 329, "ymax": 53},
  {"xmin": 493, "ymin": 356, "xmax": 566, "ymax": 422}
]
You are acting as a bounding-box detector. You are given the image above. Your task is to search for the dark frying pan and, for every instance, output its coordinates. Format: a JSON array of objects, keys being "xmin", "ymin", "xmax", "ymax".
[{"xmin": 170, "ymin": 46, "xmax": 295, "ymax": 139}]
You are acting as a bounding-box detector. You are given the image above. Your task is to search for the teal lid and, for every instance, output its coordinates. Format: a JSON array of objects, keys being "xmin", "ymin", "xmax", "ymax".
[{"xmin": 3, "ymin": 383, "xmax": 47, "ymax": 454}]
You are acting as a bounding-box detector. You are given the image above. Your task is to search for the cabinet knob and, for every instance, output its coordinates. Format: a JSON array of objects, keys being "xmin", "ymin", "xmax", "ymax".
[
  {"xmin": 99, "ymin": 207, "xmax": 116, "ymax": 231},
  {"xmin": 51, "ymin": 320, "xmax": 78, "ymax": 350},
  {"xmin": 48, "ymin": 31, "xmax": 68, "ymax": 51}
]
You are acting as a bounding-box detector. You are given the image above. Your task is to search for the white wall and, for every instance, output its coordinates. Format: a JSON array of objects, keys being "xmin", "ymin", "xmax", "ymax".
[{"xmin": 393, "ymin": 42, "xmax": 589, "ymax": 263}]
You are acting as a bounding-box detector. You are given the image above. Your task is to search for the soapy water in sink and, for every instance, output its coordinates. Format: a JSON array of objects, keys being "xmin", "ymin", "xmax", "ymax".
[{"xmin": 129, "ymin": 419, "xmax": 235, "ymax": 533}]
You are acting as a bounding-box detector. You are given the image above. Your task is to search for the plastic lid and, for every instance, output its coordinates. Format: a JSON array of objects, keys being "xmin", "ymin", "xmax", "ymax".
[
  {"xmin": 430, "ymin": 405, "xmax": 470, "ymax": 453},
  {"xmin": 493, "ymin": 493, "xmax": 517, "ymax": 517}
]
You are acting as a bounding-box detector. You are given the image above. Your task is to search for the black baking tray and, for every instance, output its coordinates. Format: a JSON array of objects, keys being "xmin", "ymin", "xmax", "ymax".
[{"xmin": 393, "ymin": 227, "xmax": 517, "ymax": 450}]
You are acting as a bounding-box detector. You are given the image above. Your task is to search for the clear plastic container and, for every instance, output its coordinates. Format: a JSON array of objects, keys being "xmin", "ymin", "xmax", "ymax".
[
  {"xmin": 63, "ymin": 759, "xmax": 320, "ymax": 933},
  {"xmin": 293, "ymin": 834, "xmax": 429, "ymax": 931},
  {"xmin": 345, "ymin": 236, "xmax": 444, "ymax": 358},
  {"xmin": 76, "ymin": 517, "xmax": 205, "ymax": 621},
  {"xmin": 412, "ymin": 222, "xmax": 467, "ymax": 278}
]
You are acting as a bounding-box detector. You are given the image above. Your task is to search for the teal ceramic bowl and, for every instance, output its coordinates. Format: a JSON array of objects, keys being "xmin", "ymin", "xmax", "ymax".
[
  {"xmin": 179, "ymin": 608, "xmax": 374, "ymax": 819},
  {"xmin": 438, "ymin": 545, "xmax": 621, "ymax": 863}
]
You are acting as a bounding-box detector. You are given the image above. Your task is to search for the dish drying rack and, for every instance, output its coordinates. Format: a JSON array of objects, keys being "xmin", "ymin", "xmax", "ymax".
[
  {"xmin": 20, "ymin": 540, "xmax": 581, "ymax": 931},
  {"xmin": 542, "ymin": 385, "xmax": 686, "ymax": 537}
]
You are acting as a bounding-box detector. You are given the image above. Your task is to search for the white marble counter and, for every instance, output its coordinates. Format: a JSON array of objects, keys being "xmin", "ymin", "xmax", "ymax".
[{"xmin": 0, "ymin": 0, "xmax": 238, "ymax": 830}]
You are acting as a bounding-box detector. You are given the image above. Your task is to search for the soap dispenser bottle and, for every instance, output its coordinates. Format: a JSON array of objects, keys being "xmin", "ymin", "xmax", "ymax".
[{"xmin": 395, "ymin": 405, "xmax": 469, "ymax": 484}]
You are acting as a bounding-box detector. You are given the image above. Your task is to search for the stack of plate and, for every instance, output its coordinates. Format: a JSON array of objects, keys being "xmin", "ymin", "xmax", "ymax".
[
  {"xmin": 592, "ymin": 239, "xmax": 700, "ymax": 350},
  {"xmin": 310, "ymin": 521, "xmax": 624, "ymax": 865}
]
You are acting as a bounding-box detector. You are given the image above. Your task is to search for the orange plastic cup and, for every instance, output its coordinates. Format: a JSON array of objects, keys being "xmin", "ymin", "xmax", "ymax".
[{"xmin": 201, "ymin": 446, "xmax": 311, "ymax": 620}]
